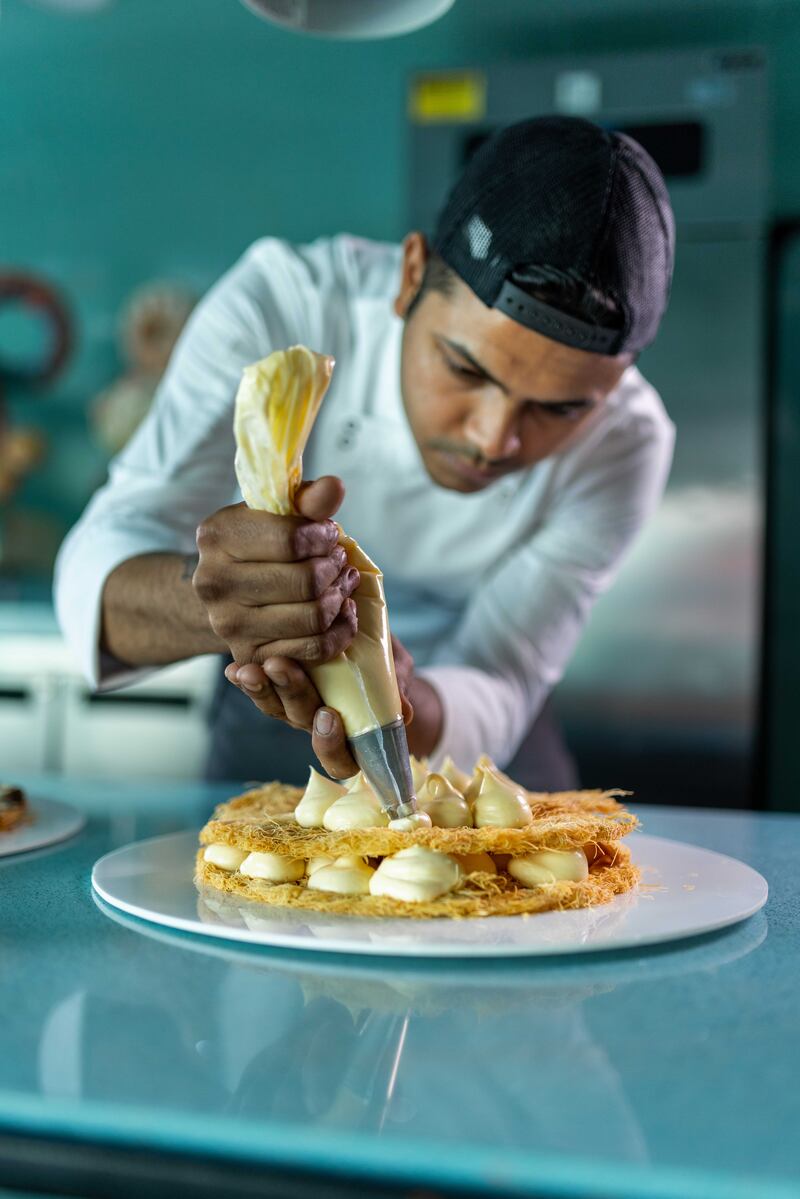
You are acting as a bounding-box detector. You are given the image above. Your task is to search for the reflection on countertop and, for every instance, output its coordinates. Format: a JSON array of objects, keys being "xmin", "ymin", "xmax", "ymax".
[{"xmin": 0, "ymin": 776, "xmax": 796, "ymax": 1199}]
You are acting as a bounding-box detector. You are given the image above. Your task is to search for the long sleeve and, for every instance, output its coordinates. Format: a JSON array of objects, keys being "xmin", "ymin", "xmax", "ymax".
[
  {"xmin": 54, "ymin": 238, "xmax": 322, "ymax": 688},
  {"xmin": 419, "ymin": 407, "xmax": 675, "ymax": 770}
]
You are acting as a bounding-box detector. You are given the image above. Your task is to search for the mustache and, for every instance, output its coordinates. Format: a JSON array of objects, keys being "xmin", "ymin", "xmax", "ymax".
[{"xmin": 427, "ymin": 438, "xmax": 513, "ymax": 469}]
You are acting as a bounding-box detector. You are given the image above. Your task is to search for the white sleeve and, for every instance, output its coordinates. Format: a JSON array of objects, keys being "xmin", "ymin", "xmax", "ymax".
[
  {"xmin": 54, "ymin": 238, "xmax": 324, "ymax": 689},
  {"xmin": 419, "ymin": 411, "xmax": 675, "ymax": 770}
]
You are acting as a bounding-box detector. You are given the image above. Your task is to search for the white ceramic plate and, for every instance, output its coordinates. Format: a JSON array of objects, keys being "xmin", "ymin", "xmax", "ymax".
[
  {"xmin": 0, "ymin": 795, "xmax": 86, "ymax": 858},
  {"xmin": 91, "ymin": 830, "xmax": 768, "ymax": 958}
]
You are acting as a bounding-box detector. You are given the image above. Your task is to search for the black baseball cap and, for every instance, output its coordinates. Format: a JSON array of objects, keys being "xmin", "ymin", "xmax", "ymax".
[{"xmin": 433, "ymin": 116, "xmax": 675, "ymax": 356}]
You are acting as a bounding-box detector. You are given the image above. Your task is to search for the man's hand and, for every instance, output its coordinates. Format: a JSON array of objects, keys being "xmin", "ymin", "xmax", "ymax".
[
  {"xmin": 392, "ymin": 634, "xmax": 415, "ymax": 727},
  {"xmin": 193, "ymin": 475, "xmax": 425, "ymax": 777},
  {"xmin": 193, "ymin": 476, "xmax": 360, "ymax": 669},
  {"xmin": 227, "ymin": 656, "xmax": 360, "ymax": 778},
  {"xmin": 225, "ymin": 635, "xmax": 417, "ymax": 780}
]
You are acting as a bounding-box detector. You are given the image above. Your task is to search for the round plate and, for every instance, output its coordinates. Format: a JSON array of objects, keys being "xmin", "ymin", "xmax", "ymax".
[
  {"xmin": 91, "ymin": 830, "xmax": 768, "ymax": 958},
  {"xmin": 0, "ymin": 795, "xmax": 85, "ymax": 858}
]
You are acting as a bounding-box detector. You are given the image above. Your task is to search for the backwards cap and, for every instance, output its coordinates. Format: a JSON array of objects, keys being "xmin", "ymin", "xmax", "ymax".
[{"xmin": 433, "ymin": 115, "xmax": 675, "ymax": 355}]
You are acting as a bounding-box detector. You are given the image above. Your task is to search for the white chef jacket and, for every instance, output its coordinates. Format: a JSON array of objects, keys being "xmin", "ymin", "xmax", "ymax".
[{"xmin": 54, "ymin": 235, "xmax": 674, "ymax": 770}]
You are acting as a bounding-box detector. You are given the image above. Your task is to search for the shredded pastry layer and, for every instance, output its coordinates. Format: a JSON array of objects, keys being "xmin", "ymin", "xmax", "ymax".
[{"xmin": 196, "ymin": 780, "xmax": 639, "ymax": 919}]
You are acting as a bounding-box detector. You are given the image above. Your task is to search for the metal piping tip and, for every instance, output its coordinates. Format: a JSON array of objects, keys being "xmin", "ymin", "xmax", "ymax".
[{"xmin": 348, "ymin": 718, "xmax": 417, "ymax": 821}]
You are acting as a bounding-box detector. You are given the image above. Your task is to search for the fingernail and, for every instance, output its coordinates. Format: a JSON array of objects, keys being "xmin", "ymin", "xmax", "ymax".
[
  {"xmin": 265, "ymin": 666, "xmax": 289, "ymax": 687},
  {"xmin": 346, "ymin": 568, "xmax": 360, "ymax": 588},
  {"xmin": 224, "ymin": 666, "xmax": 238, "ymax": 683},
  {"xmin": 334, "ymin": 546, "xmax": 347, "ymax": 568},
  {"xmin": 314, "ymin": 710, "xmax": 334, "ymax": 736},
  {"xmin": 241, "ymin": 679, "xmax": 263, "ymax": 694}
]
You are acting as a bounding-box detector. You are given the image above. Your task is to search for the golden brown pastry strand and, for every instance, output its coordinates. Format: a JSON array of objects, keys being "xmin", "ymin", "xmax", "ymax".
[{"xmin": 195, "ymin": 848, "xmax": 638, "ymax": 920}]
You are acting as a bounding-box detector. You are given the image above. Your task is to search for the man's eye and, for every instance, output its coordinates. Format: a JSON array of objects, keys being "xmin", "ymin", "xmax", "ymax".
[
  {"xmin": 446, "ymin": 359, "xmax": 482, "ymax": 381},
  {"xmin": 539, "ymin": 403, "xmax": 587, "ymax": 421}
]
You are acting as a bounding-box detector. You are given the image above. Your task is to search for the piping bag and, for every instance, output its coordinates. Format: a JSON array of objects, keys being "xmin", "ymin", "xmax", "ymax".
[{"xmin": 233, "ymin": 346, "xmax": 418, "ymax": 820}]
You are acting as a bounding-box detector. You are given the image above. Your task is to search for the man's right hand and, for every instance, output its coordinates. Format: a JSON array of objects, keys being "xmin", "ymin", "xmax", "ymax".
[{"xmin": 192, "ymin": 475, "xmax": 360, "ymax": 670}]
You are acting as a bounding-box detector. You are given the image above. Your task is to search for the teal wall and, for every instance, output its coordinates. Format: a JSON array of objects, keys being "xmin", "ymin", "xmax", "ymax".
[{"xmin": 2, "ymin": 0, "xmax": 800, "ymax": 561}]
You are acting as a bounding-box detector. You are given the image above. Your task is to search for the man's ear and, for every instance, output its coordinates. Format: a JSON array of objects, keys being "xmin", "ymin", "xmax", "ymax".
[{"xmin": 393, "ymin": 232, "xmax": 429, "ymax": 319}]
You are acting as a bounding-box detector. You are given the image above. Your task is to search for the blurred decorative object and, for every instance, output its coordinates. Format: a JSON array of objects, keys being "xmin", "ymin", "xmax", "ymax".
[
  {"xmin": 91, "ymin": 283, "xmax": 195, "ymax": 455},
  {"xmin": 0, "ymin": 410, "xmax": 44, "ymax": 505},
  {"xmin": 0, "ymin": 273, "xmax": 70, "ymax": 492},
  {"xmin": 0, "ymin": 271, "xmax": 73, "ymax": 572},
  {"xmin": 0, "ymin": 273, "xmax": 72, "ymax": 390},
  {"xmin": 240, "ymin": 0, "xmax": 455, "ymax": 39}
]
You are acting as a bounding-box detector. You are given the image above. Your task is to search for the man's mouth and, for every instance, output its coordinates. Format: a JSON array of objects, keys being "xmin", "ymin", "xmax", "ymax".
[{"xmin": 432, "ymin": 446, "xmax": 511, "ymax": 485}]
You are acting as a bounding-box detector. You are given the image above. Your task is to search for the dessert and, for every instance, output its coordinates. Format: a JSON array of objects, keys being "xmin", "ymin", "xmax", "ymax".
[
  {"xmin": 195, "ymin": 758, "xmax": 638, "ymax": 920},
  {"xmin": 0, "ymin": 784, "xmax": 27, "ymax": 833}
]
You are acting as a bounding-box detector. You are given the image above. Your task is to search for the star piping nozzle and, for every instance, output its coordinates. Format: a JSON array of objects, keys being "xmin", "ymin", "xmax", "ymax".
[{"xmin": 348, "ymin": 718, "xmax": 418, "ymax": 821}]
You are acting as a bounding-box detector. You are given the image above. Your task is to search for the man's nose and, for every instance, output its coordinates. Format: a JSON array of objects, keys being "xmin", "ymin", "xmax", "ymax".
[{"xmin": 463, "ymin": 395, "xmax": 522, "ymax": 462}]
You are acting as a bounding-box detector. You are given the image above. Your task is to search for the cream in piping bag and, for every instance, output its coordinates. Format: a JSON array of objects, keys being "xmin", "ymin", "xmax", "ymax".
[{"xmin": 233, "ymin": 346, "xmax": 417, "ymax": 818}]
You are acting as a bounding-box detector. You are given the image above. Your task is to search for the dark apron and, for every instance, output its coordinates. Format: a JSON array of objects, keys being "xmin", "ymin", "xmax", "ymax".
[{"xmin": 204, "ymin": 655, "xmax": 578, "ymax": 791}]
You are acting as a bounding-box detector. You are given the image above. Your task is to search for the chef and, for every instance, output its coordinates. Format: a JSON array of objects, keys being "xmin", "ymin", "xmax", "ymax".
[{"xmin": 55, "ymin": 117, "xmax": 675, "ymax": 787}]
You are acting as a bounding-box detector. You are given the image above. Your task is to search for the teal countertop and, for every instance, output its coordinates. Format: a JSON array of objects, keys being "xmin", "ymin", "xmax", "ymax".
[{"xmin": 1, "ymin": 776, "xmax": 798, "ymax": 1199}]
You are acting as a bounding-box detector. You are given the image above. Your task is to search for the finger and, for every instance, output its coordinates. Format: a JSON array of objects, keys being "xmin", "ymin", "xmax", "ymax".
[
  {"xmin": 226, "ymin": 663, "xmax": 285, "ymax": 720},
  {"xmin": 391, "ymin": 634, "xmax": 414, "ymax": 673},
  {"xmin": 388, "ymin": 637, "xmax": 410, "ymax": 666},
  {"xmin": 197, "ymin": 502, "xmax": 339, "ymax": 563},
  {"xmin": 262, "ymin": 657, "xmax": 322, "ymax": 731},
  {"xmin": 312, "ymin": 707, "xmax": 358, "ymax": 779},
  {"xmin": 253, "ymin": 567, "xmax": 360, "ymax": 638},
  {"xmin": 211, "ymin": 566, "xmax": 360, "ymax": 645},
  {"xmin": 401, "ymin": 694, "xmax": 414, "ymax": 726},
  {"xmin": 295, "ymin": 476, "xmax": 345, "ymax": 522},
  {"xmin": 221, "ymin": 548, "xmax": 349, "ymax": 605},
  {"xmin": 253, "ymin": 599, "xmax": 358, "ymax": 665}
]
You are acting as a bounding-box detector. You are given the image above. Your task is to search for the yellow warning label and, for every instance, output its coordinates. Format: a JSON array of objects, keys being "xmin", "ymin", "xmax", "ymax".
[{"xmin": 409, "ymin": 72, "xmax": 487, "ymax": 123}]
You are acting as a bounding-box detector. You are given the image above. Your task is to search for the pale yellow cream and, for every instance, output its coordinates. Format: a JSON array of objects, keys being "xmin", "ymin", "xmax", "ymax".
[
  {"xmin": 409, "ymin": 755, "xmax": 430, "ymax": 794},
  {"xmin": 438, "ymin": 755, "xmax": 471, "ymax": 794},
  {"xmin": 472, "ymin": 765, "xmax": 532, "ymax": 829},
  {"xmin": 508, "ymin": 849, "xmax": 589, "ymax": 887},
  {"xmin": 464, "ymin": 754, "xmax": 521, "ymax": 803},
  {"xmin": 203, "ymin": 844, "xmax": 248, "ymax": 871},
  {"xmin": 233, "ymin": 346, "xmax": 403, "ymax": 738},
  {"xmin": 452, "ymin": 851, "xmax": 498, "ymax": 875},
  {"xmin": 388, "ymin": 811, "xmax": 433, "ymax": 832},
  {"xmin": 306, "ymin": 855, "xmax": 375, "ymax": 895},
  {"xmin": 418, "ymin": 773, "xmax": 472, "ymax": 828},
  {"xmin": 323, "ymin": 782, "xmax": 388, "ymax": 830},
  {"xmin": 294, "ymin": 766, "xmax": 346, "ymax": 828},
  {"xmin": 239, "ymin": 851, "xmax": 305, "ymax": 883},
  {"xmin": 368, "ymin": 846, "xmax": 461, "ymax": 903},
  {"xmin": 310, "ymin": 532, "xmax": 403, "ymax": 734},
  {"xmin": 307, "ymin": 855, "xmax": 335, "ymax": 875}
]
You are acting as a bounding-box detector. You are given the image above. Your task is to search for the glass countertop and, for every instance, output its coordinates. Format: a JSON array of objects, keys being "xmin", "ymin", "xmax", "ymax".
[{"xmin": 0, "ymin": 776, "xmax": 797, "ymax": 1199}]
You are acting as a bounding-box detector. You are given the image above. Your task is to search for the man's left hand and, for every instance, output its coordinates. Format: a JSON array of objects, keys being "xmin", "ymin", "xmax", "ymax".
[{"xmin": 226, "ymin": 634, "xmax": 415, "ymax": 780}]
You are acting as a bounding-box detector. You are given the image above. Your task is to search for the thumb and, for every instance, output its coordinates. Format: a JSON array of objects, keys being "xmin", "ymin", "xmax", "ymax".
[
  {"xmin": 296, "ymin": 476, "xmax": 345, "ymax": 522},
  {"xmin": 311, "ymin": 706, "xmax": 358, "ymax": 780}
]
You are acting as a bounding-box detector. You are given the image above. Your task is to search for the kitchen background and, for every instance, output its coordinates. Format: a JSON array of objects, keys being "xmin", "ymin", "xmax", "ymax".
[{"xmin": 2, "ymin": 0, "xmax": 799, "ymax": 810}]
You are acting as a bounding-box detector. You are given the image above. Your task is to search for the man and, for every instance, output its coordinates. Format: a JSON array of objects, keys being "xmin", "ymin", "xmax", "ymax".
[{"xmin": 55, "ymin": 117, "xmax": 675, "ymax": 786}]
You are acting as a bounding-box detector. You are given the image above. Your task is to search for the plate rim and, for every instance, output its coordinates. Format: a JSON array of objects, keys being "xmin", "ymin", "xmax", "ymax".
[
  {"xmin": 0, "ymin": 794, "xmax": 86, "ymax": 858},
  {"xmin": 91, "ymin": 829, "xmax": 769, "ymax": 960}
]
